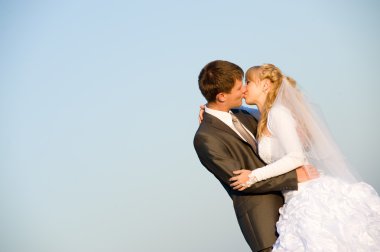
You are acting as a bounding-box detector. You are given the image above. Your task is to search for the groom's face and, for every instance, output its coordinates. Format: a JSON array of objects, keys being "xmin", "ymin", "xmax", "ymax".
[{"xmin": 224, "ymin": 79, "xmax": 245, "ymax": 108}]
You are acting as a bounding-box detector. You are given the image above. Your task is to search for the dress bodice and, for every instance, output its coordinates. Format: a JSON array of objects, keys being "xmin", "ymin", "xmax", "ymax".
[{"xmin": 257, "ymin": 136, "xmax": 272, "ymax": 164}]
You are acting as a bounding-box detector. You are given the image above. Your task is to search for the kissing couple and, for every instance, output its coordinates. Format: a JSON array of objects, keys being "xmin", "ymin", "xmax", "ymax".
[{"xmin": 193, "ymin": 60, "xmax": 380, "ymax": 251}]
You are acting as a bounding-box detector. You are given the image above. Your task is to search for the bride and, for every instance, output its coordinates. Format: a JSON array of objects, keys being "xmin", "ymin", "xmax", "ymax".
[{"xmin": 228, "ymin": 64, "xmax": 380, "ymax": 251}]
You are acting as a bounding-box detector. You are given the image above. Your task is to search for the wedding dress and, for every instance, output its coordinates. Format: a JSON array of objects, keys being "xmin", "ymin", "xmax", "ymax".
[{"xmin": 252, "ymin": 105, "xmax": 380, "ymax": 252}]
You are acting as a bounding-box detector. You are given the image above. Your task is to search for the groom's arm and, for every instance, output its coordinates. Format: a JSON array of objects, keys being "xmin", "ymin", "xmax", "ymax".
[
  {"xmin": 236, "ymin": 106, "xmax": 260, "ymax": 120},
  {"xmin": 194, "ymin": 133, "xmax": 298, "ymax": 195}
]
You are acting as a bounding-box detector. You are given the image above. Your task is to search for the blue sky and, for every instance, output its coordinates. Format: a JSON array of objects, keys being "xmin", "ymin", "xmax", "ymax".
[{"xmin": 1, "ymin": 1, "xmax": 379, "ymax": 251}]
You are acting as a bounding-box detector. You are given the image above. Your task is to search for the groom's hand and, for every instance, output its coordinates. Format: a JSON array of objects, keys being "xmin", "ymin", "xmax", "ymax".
[{"xmin": 296, "ymin": 165, "xmax": 319, "ymax": 182}]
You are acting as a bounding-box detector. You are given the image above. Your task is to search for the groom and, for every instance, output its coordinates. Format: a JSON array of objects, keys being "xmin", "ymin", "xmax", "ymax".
[{"xmin": 193, "ymin": 60, "xmax": 310, "ymax": 252}]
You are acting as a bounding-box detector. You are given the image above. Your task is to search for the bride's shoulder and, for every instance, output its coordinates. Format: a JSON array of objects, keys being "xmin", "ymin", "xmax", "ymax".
[
  {"xmin": 268, "ymin": 105, "xmax": 296, "ymax": 132},
  {"xmin": 269, "ymin": 105, "xmax": 292, "ymax": 119}
]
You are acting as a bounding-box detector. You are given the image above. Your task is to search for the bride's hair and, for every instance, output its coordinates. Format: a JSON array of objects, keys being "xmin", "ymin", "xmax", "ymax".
[{"xmin": 246, "ymin": 64, "xmax": 296, "ymax": 139}]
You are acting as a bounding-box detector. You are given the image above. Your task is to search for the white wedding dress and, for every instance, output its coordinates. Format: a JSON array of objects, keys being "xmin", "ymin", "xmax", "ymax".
[{"xmin": 252, "ymin": 105, "xmax": 380, "ymax": 252}]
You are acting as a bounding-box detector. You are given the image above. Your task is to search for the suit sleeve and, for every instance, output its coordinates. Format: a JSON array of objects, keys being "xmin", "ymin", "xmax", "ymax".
[
  {"xmin": 194, "ymin": 133, "xmax": 298, "ymax": 194},
  {"xmin": 237, "ymin": 106, "xmax": 261, "ymax": 120}
]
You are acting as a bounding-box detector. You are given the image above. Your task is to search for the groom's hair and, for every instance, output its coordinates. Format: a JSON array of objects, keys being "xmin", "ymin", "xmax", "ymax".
[{"xmin": 198, "ymin": 60, "xmax": 243, "ymax": 102}]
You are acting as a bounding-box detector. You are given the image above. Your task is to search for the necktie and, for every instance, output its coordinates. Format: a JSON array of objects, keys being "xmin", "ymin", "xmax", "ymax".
[{"xmin": 231, "ymin": 113, "xmax": 258, "ymax": 153}]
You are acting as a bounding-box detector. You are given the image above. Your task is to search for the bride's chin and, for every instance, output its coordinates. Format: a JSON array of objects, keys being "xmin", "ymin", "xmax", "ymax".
[{"xmin": 244, "ymin": 98, "xmax": 255, "ymax": 105}]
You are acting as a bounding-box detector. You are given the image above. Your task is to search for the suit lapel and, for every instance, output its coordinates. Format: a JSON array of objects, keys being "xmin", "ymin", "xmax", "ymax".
[
  {"xmin": 203, "ymin": 110, "xmax": 261, "ymax": 157},
  {"xmin": 203, "ymin": 113, "xmax": 246, "ymax": 143},
  {"xmin": 232, "ymin": 110, "xmax": 258, "ymax": 136}
]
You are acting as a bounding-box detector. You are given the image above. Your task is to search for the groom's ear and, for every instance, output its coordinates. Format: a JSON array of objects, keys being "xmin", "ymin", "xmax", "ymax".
[{"xmin": 216, "ymin": 92, "xmax": 227, "ymax": 103}]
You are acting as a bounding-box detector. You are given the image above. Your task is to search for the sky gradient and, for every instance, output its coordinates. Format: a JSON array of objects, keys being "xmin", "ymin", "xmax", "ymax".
[{"xmin": 1, "ymin": 1, "xmax": 380, "ymax": 251}]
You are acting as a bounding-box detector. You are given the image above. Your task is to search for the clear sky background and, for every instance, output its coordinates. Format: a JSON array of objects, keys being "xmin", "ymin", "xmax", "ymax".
[{"xmin": 1, "ymin": 1, "xmax": 379, "ymax": 251}]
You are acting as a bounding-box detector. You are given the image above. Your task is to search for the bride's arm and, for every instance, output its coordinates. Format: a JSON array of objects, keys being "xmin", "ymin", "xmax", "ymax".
[
  {"xmin": 195, "ymin": 131, "xmax": 299, "ymax": 194},
  {"xmin": 248, "ymin": 106, "xmax": 306, "ymax": 183}
]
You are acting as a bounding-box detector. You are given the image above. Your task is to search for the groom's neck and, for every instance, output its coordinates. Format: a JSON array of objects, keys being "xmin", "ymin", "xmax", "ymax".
[{"xmin": 207, "ymin": 102, "xmax": 230, "ymax": 112}]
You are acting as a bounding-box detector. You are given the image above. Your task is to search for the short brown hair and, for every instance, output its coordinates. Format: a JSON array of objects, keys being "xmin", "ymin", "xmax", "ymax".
[{"xmin": 198, "ymin": 60, "xmax": 243, "ymax": 102}]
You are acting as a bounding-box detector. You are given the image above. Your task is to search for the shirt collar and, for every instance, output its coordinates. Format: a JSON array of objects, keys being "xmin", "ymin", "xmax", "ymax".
[{"xmin": 205, "ymin": 106, "xmax": 233, "ymax": 127}]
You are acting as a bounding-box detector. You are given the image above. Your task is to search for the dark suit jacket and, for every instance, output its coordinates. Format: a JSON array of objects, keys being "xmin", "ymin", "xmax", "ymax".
[{"xmin": 193, "ymin": 109, "xmax": 298, "ymax": 251}]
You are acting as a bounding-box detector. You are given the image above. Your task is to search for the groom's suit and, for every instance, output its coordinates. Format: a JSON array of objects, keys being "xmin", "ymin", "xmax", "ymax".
[{"xmin": 194, "ymin": 109, "xmax": 298, "ymax": 252}]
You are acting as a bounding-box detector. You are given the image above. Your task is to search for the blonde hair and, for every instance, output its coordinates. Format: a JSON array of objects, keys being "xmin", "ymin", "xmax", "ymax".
[{"xmin": 246, "ymin": 64, "xmax": 296, "ymax": 139}]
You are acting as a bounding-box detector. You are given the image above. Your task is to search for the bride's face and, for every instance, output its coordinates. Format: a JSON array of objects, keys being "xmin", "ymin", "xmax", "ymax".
[{"xmin": 244, "ymin": 71, "xmax": 267, "ymax": 105}]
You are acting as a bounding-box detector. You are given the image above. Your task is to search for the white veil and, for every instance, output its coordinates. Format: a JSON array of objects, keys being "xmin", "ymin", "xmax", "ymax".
[{"xmin": 272, "ymin": 77, "xmax": 360, "ymax": 183}]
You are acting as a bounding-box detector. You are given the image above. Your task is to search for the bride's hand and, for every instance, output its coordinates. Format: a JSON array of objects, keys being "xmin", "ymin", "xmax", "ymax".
[
  {"xmin": 304, "ymin": 164, "xmax": 320, "ymax": 179},
  {"xmin": 198, "ymin": 104, "xmax": 205, "ymax": 124},
  {"xmin": 229, "ymin": 170, "xmax": 252, "ymax": 191},
  {"xmin": 296, "ymin": 164, "xmax": 319, "ymax": 182}
]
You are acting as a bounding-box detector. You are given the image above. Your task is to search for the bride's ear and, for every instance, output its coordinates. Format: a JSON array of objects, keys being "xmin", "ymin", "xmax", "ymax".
[{"xmin": 262, "ymin": 79, "xmax": 271, "ymax": 93}]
